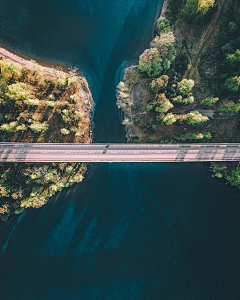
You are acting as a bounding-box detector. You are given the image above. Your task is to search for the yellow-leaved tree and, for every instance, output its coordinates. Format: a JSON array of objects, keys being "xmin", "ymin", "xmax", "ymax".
[{"xmin": 184, "ymin": 0, "xmax": 215, "ymax": 22}]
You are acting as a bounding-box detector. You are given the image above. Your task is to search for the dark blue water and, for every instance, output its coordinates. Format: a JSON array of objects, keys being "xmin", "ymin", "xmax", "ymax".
[{"xmin": 0, "ymin": 1, "xmax": 240, "ymax": 299}]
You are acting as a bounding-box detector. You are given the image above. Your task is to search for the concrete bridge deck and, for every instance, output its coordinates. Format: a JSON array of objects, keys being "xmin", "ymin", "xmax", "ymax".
[{"xmin": 0, "ymin": 143, "xmax": 240, "ymax": 162}]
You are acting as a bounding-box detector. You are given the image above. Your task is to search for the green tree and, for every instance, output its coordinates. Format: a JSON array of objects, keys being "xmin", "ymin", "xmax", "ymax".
[
  {"xmin": 228, "ymin": 21, "xmax": 238, "ymax": 33},
  {"xmin": 185, "ymin": 111, "xmax": 209, "ymax": 126},
  {"xmin": 5, "ymin": 82, "xmax": 30, "ymax": 101},
  {"xmin": 29, "ymin": 121, "xmax": 49, "ymax": 133},
  {"xmin": 154, "ymin": 93, "xmax": 173, "ymax": 113},
  {"xmin": 162, "ymin": 113, "xmax": 177, "ymax": 125},
  {"xmin": 226, "ymin": 167, "xmax": 240, "ymax": 188},
  {"xmin": 226, "ymin": 49, "xmax": 240, "ymax": 68},
  {"xmin": 177, "ymin": 79, "xmax": 194, "ymax": 96},
  {"xmin": 149, "ymin": 75, "xmax": 169, "ymax": 93},
  {"xmin": 0, "ymin": 121, "xmax": 18, "ymax": 133},
  {"xmin": 138, "ymin": 48, "xmax": 164, "ymax": 77},
  {"xmin": 184, "ymin": 0, "xmax": 215, "ymax": 22},
  {"xmin": 61, "ymin": 128, "xmax": 70, "ymax": 135},
  {"xmin": 217, "ymin": 100, "xmax": 240, "ymax": 113},
  {"xmin": 224, "ymin": 76, "xmax": 240, "ymax": 92},
  {"xmin": 201, "ymin": 96, "xmax": 219, "ymax": 108},
  {"xmin": 156, "ymin": 16, "xmax": 171, "ymax": 33}
]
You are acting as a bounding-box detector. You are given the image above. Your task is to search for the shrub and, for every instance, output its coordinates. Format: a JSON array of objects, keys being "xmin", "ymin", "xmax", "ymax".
[
  {"xmin": 175, "ymin": 131, "xmax": 212, "ymax": 141},
  {"xmin": 70, "ymin": 94, "xmax": 80, "ymax": 102},
  {"xmin": 116, "ymin": 82, "xmax": 132, "ymax": 113},
  {"xmin": 27, "ymin": 99, "xmax": 40, "ymax": 106},
  {"xmin": 185, "ymin": 110, "xmax": 209, "ymax": 126},
  {"xmin": 61, "ymin": 128, "xmax": 70, "ymax": 135},
  {"xmin": 217, "ymin": 100, "xmax": 240, "ymax": 113},
  {"xmin": 16, "ymin": 124, "xmax": 27, "ymax": 132},
  {"xmin": 0, "ymin": 121, "xmax": 18, "ymax": 133},
  {"xmin": 0, "ymin": 60, "xmax": 22, "ymax": 81},
  {"xmin": 57, "ymin": 76, "xmax": 68, "ymax": 89},
  {"xmin": 133, "ymin": 116, "xmax": 140, "ymax": 125},
  {"xmin": 5, "ymin": 82, "xmax": 30, "ymax": 101},
  {"xmin": 146, "ymin": 103, "xmax": 154, "ymax": 111},
  {"xmin": 221, "ymin": 43, "xmax": 235, "ymax": 55},
  {"xmin": 224, "ymin": 76, "xmax": 240, "ymax": 92},
  {"xmin": 201, "ymin": 96, "xmax": 219, "ymax": 107},
  {"xmin": 226, "ymin": 49, "xmax": 240, "ymax": 68},
  {"xmin": 162, "ymin": 113, "xmax": 177, "ymax": 125},
  {"xmin": 228, "ymin": 22, "xmax": 238, "ymax": 33},
  {"xmin": 29, "ymin": 121, "xmax": 49, "ymax": 133},
  {"xmin": 49, "ymin": 94, "xmax": 56, "ymax": 101},
  {"xmin": 46, "ymin": 101, "xmax": 55, "ymax": 107}
]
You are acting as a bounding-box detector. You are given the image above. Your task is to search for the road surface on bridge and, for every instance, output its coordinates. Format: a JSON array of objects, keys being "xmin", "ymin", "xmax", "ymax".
[{"xmin": 1, "ymin": 143, "xmax": 240, "ymax": 162}]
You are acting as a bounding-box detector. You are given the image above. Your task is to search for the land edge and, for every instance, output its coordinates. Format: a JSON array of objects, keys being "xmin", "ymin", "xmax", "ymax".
[
  {"xmin": 0, "ymin": 44, "xmax": 95, "ymax": 223},
  {"xmin": 122, "ymin": 0, "xmax": 168, "ymax": 85},
  {"xmin": 0, "ymin": 44, "xmax": 94, "ymax": 125}
]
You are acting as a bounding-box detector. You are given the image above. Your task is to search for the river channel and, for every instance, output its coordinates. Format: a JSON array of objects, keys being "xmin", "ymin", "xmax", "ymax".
[{"xmin": 0, "ymin": 0, "xmax": 240, "ymax": 299}]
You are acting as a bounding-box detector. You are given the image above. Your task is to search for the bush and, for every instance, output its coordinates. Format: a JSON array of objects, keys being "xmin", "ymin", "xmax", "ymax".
[
  {"xmin": 217, "ymin": 100, "xmax": 240, "ymax": 113},
  {"xmin": 226, "ymin": 167, "xmax": 240, "ymax": 188},
  {"xmin": 228, "ymin": 22, "xmax": 238, "ymax": 33},
  {"xmin": 46, "ymin": 101, "xmax": 55, "ymax": 107},
  {"xmin": 0, "ymin": 60, "xmax": 22, "ymax": 81},
  {"xmin": 133, "ymin": 116, "xmax": 140, "ymax": 125},
  {"xmin": 221, "ymin": 43, "xmax": 235, "ymax": 55},
  {"xmin": 27, "ymin": 99, "xmax": 40, "ymax": 106},
  {"xmin": 29, "ymin": 121, "xmax": 49, "ymax": 133},
  {"xmin": 5, "ymin": 82, "xmax": 30, "ymax": 101},
  {"xmin": 16, "ymin": 124, "xmax": 27, "ymax": 132},
  {"xmin": 175, "ymin": 131, "xmax": 212, "ymax": 141},
  {"xmin": 0, "ymin": 121, "xmax": 18, "ymax": 133},
  {"xmin": 61, "ymin": 128, "xmax": 70, "ymax": 135},
  {"xmin": 224, "ymin": 76, "xmax": 240, "ymax": 92},
  {"xmin": 185, "ymin": 111, "xmax": 209, "ymax": 126},
  {"xmin": 49, "ymin": 94, "xmax": 56, "ymax": 101},
  {"xmin": 150, "ymin": 32, "xmax": 175, "ymax": 54},
  {"xmin": 162, "ymin": 113, "xmax": 177, "ymax": 125},
  {"xmin": 146, "ymin": 103, "xmax": 154, "ymax": 111},
  {"xmin": 201, "ymin": 96, "xmax": 219, "ymax": 108},
  {"xmin": 172, "ymin": 94, "xmax": 194, "ymax": 104}
]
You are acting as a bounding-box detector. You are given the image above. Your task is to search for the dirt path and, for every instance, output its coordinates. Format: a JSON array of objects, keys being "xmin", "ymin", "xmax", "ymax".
[{"xmin": 183, "ymin": 0, "xmax": 230, "ymax": 79}]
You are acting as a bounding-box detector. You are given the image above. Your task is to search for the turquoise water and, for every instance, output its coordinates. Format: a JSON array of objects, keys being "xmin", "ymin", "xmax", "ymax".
[{"xmin": 0, "ymin": 0, "xmax": 240, "ymax": 299}]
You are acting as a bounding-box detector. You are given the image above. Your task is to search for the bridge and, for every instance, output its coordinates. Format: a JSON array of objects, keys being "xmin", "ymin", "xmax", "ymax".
[{"xmin": 0, "ymin": 143, "xmax": 240, "ymax": 162}]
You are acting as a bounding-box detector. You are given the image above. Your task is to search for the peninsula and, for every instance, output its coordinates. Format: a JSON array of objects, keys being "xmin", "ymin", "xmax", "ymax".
[{"xmin": 0, "ymin": 47, "xmax": 93, "ymax": 221}]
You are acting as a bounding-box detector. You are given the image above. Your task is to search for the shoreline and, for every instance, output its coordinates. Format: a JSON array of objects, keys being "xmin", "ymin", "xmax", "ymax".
[
  {"xmin": 0, "ymin": 43, "xmax": 94, "ymax": 120},
  {"xmin": 0, "ymin": 41, "xmax": 70, "ymax": 73},
  {"xmin": 0, "ymin": 44, "xmax": 94, "ymax": 221},
  {"xmin": 121, "ymin": 0, "xmax": 167, "ymax": 88}
]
